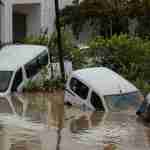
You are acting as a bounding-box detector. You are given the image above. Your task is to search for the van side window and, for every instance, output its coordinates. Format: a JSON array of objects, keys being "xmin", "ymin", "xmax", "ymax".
[
  {"xmin": 90, "ymin": 91, "xmax": 104, "ymax": 111},
  {"xmin": 11, "ymin": 68, "xmax": 23, "ymax": 92},
  {"xmin": 38, "ymin": 51, "xmax": 48, "ymax": 66},
  {"xmin": 25, "ymin": 58, "xmax": 39, "ymax": 78},
  {"xmin": 70, "ymin": 78, "xmax": 89, "ymax": 99},
  {"xmin": 25, "ymin": 51, "xmax": 48, "ymax": 78}
]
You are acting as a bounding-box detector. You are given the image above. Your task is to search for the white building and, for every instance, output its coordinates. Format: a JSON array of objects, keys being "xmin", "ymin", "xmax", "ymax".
[{"xmin": 0, "ymin": 0, "xmax": 73, "ymax": 44}]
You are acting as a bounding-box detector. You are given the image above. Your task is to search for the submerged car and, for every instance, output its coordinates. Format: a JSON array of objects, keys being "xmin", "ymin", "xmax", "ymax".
[
  {"xmin": 65, "ymin": 67, "xmax": 143, "ymax": 112},
  {"xmin": 136, "ymin": 93, "xmax": 150, "ymax": 121},
  {"xmin": 0, "ymin": 44, "xmax": 49, "ymax": 96}
]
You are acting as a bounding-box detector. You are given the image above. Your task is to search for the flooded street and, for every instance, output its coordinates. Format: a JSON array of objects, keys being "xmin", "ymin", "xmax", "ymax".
[{"xmin": 0, "ymin": 92, "xmax": 150, "ymax": 150}]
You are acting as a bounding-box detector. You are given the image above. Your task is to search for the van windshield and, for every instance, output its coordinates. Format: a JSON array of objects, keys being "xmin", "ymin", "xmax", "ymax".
[
  {"xmin": 0, "ymin": 71, "xmax": 13, "ymax": 92},
  {"xmin": 104, "ymin": 91, "xmax": 143, "ymax": 111}
]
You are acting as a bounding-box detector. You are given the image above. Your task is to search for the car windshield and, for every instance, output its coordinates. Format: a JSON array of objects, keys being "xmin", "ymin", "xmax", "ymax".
[
  {"xmin": 104, "ymin": 91, "xmax": 143, "ymax": 111},
  {"xmin": 0, "ymin": 71, "xmax": 13, "ymax": 92}
]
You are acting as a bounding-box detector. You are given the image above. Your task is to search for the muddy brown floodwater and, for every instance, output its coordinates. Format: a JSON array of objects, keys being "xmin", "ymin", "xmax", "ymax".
[{"xmin": 0, "ymin": 92, "xmax": 149, "ymax": 150}]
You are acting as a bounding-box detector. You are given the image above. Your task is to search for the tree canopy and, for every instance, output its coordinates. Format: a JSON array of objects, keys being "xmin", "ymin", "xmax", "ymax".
[{"xmin": 60, "ymin": 0, "xmax": 150, "ymax": 38}]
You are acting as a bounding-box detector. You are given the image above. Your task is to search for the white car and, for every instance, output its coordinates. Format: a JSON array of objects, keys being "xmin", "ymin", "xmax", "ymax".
[
  {"xmin": 0, "ymin": 44, "xmax": 49, "ymax": 96},
  {"xmin": 65, "ymin": 67, "xmax": 143, "ymax": 112}
]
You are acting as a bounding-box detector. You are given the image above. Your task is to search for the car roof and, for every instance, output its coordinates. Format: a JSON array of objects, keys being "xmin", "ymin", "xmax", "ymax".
[
  {"xmin": 72, "ymin": 67, "xmax": 138, "ymax": 96},
  {"xmin": 0, "ymin": 44, "xmax": 48, "ymax": 71}
]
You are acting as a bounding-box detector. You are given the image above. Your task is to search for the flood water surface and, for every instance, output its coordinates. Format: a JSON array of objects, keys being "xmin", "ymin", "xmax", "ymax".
[{"xmin": 0, "ymin": 92, "xmax": 149, "ymax": 150}]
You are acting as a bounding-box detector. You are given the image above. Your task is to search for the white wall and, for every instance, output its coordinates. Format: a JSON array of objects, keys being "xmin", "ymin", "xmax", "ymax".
[
  {"xmin": 28, "ymin": 4, "xmax": 41, "ymax": 36},
  {"xmin": 1, "ymin": 0, "xmax": 13, "ymax": 43},
  {"xmin": 0, "ymin": 6, "xmax": 1, "ymax": 43},
  {"xmin": 0, "ymin": 0, "xmax": 74, "ymax": 43},
  {"xmin": 41, "ymin": 0, "xmax": 55, "ymax": 35},
  {"xmin": 59, "ymin": 0, "xmax": 74, "ymax": 9}
]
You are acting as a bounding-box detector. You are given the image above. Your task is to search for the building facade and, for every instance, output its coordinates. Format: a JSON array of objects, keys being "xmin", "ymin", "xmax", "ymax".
[{"xmin": 0, "ymin": 0, "xmax": 73, "ymax": 44}]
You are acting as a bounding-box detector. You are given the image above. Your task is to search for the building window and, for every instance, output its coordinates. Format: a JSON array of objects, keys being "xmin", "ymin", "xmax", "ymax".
[{"xmin": 70, "ymin": 78, "xmax": 89, "ymax": 99}]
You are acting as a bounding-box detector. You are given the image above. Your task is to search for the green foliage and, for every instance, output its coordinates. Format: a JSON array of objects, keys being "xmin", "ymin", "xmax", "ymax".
[
  {"xmin": 21, "ymin": 35, "xmax": 49, "ymax": 46},
  {"xmin": 24, "ymin": 78, "xmax": 64, "ymax": 92},
  {"xmin": 61, "ymin": 0, "xmax": 150, "ymax": 38},
  {"xmin": 24, "ymin": 67, "xmax": 64, "ymax": 92},
  {"xmin": 133, "ymin": 78, "xmax": 150, "ymax": 96},
  {"xmin": 48, "ymin": 29, "xmax": 87, "ymax": 69},
  {"xmin": 60, "ymin": 2, "xmax": 84, "ymax": 38},
  {"xmin": 24, "ymin": 80, "xmax": 42, "ymax": 92},
  {"xmin": 22, "ymin": 29, "xmax": 86, "ymax": 70},
  {"xmin": 21, "ymin": 32, "xmax": 150, "ymax": 94},
  {"xmin": 48, "ymin": 29, "xmax": 75, "ymax": 59},
  {"xmin": 60, "ymin": 0, "xmax": 131, "ymax": 37},
  {"xmin": 44, "ymin": 78, "xmax": 64, "ymax": 90},
  {"xmin": 88, "ymin": 34, "xmax": 150, "ymax": 93},
  {"xmin": 136, "ymin": 16, "xmax": 150, "ymax": 38}
]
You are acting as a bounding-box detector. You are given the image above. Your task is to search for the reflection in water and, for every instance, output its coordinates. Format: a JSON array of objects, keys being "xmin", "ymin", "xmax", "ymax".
[
  {"xmin": 0, "ymin": 93, "xmax": 149, "ymax": 150},
  {"xmin": 0, "ymin": 127, "xmax": 11, "ymax": 150},
  {"xmin": 70, "ymin": 115, "xmax": 89, "ymax": 133},
  {"xmin": 47, "ymin": 91, "xmax": 64, "ymax": 129},
  {"xmin": 69, "ymin": 112, "xmax": 150, "ymax": 150},
  {"xmin": 0, "ymin": 93, "xmax": 48, "ymax": 150},
  {"xmin": 70, "ymin": 112, "xmax": 105, "ymax": 133},
  {"xmin": 47, "ymin": 91, "xmax": 64, "ymax": 150}
]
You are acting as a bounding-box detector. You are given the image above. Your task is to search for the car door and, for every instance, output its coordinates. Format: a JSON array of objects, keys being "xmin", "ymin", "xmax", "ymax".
[{"xmin": 65, "ymin": 77, "xmax": 89, "ymax": 106}]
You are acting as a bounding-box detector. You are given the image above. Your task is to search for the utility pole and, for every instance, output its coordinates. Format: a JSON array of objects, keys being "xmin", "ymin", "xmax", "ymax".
[{"xmin": 54, "ymin": 0, "xmax": 65, "ymax": 81}]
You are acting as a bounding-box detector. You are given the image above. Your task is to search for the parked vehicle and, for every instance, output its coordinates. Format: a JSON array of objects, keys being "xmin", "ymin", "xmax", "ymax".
[
  {"xmin": 65, "ymin": 67, "xmax": 143, "ymax": 112},
  {"xmin": 0, "ymin": 44, "xmax": 49, "ymax": 96}
]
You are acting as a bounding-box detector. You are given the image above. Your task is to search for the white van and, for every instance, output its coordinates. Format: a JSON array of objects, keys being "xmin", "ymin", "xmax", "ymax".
[
  {"xmin": 0, "ymin": 44, "xmax": 49, "ymax": 96},
  {"xmin": 65, "ymin": 67, "xmax": 143, "ymax": 112}
]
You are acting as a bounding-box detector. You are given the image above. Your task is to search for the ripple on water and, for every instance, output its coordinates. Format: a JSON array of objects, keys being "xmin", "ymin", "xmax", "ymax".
[{"xmin": 0, "ymin": 93, "xmax": 149, "ymax": 150}]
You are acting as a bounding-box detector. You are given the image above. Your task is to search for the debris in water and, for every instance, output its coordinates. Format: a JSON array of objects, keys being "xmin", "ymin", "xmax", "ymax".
[{"xmin": 104, "ymin": 144, "xmax": 118, "ymax": 150}]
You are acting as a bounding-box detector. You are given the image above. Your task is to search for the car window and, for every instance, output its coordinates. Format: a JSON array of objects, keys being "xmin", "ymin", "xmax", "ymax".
[
  {"xmin": 90, "ymin": 91, "xmax": 105, "ymax": 111},
  {"xmin": 25, "ymin": 58, "xmax": 40, "ymax": 78},
  {"xmin": 70, "ymin": 78, "xmax": 89, "ymax": 99},
  {"xmin": 25, "ymin": 51, "xmax": 48, "ymax": 78},
  {"xmin": 11, "ymin": 68, "xmax": 23, "ymax": 92},
  {"xmin": 104, "ymin": 92, "xmax": 141, "ymax": 111},
  {"xmin": 0, "ymin": 71, "xmax": 13, "ymax": 92},
  {"xmin": 38, "ymin": 51, "xmax": 48, "ymax": 66}
]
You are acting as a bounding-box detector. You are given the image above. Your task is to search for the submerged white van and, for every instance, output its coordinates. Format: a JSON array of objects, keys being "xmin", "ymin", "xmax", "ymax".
[
  {"xmin": 65, "ymin": 67, "xmax": 143, "ymax": 112},
  {"xmin": 0, "ymin": 44, "xmax": 49, "ymax": 96}
]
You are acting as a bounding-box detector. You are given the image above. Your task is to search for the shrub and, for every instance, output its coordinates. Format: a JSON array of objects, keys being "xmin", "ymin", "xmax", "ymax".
[
  {"xmin": 24, "ymin": 78, "xmax": 64, "ymax": 92},
  {"xmin": 23, "ymin": 80, "xmax": 42, "ymax": 92},
  {"xmin": 22, "ymin": 30, "xmax": 86, "ymax": 70},
  {"xmin": 88, "ymin": 34, "xmax": 150, "ymax": 93}
]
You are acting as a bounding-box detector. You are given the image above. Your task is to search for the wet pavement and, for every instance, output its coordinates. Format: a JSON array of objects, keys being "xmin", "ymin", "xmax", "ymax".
[{"xmin": 0, "ymin": 92, "xmax": 149, "ymax": 150}]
